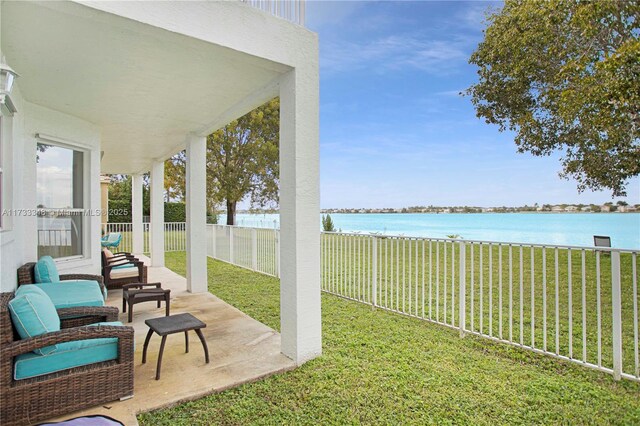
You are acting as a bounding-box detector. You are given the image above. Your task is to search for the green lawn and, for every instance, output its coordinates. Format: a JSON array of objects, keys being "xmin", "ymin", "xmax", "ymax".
[{"xmin": 138, "ymin": 252, "xmax": 640, "ymax": 425}]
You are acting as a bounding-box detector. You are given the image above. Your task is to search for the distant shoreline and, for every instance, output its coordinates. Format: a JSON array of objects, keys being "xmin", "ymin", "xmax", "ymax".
[
  {"xmin": 238, "ymin": 211, "xmax": 640, "ymax": 215},
  {"xmin": 317, "ymin": 211, "xmax": 639, "ymax": 214},
  {"xmin": 234, "ymin": 212, "xmax": 640, "ymax": 248}
]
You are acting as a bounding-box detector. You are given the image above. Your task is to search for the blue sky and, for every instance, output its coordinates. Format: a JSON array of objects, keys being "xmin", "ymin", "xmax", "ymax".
[{"xmin": 305, "ymin": 1, "xmax": 640, "ymax": 209}]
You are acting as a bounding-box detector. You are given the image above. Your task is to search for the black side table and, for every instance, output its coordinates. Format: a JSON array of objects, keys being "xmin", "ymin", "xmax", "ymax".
[
  {"xmin": 142, "ymin": 313, "xmax": 210, "ymax": 380},
  {"xmin": 122, "ymin": 282, "xmax": 170, "ymax": 323}
]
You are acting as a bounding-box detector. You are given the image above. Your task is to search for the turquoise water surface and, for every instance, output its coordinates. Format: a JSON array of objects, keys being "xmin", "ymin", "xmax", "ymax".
[{"xmin": 234, "ymin": 213, "xmax": 640, "ymax": 249}]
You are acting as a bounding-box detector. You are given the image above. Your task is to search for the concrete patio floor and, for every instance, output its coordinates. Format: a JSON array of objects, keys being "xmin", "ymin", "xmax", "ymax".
[{"xmin": 47, "ymin": 258, "xmax": 295, "ymax": 425}]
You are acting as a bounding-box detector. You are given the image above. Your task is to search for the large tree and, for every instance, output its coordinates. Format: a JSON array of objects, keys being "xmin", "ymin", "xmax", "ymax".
[
  {"xmin": 164, "ymin": 152, "xmax": 186, "ymax": 202},
  {"xmin": 207, "ymin": 98, "xmax": 280, "ymax": 225},
  {"xmin": 466, "ymin": 0, "xmax": 639, "ymax": 196}
]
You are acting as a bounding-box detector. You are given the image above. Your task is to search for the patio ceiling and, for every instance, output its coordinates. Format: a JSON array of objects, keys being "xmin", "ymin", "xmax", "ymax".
[{"xmin": 1, "ymin": 1, "xmax": 289, "ymax": 174}]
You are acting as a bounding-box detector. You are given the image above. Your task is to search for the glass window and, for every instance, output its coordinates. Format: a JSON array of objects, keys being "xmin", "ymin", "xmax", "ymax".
[{"xmin": 37, "ymin": 143, "xmax": 84, "ymax": 258}]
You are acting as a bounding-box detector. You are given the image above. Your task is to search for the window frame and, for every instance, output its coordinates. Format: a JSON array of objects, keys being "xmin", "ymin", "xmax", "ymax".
[{"xmin": 36, "ymin": 138, "xmax": 88, "ymax": 261}]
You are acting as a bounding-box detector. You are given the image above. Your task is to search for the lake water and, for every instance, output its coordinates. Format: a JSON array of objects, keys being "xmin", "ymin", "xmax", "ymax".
[{"xmin": 234, "ymin": 213, "xmax": 640, "ymax": 249}]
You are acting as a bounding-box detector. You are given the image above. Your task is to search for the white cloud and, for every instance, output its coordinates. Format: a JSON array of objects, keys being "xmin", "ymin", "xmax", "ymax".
[
  {"xmin": 321, "ymin": 33, "xmax": 472, "ymax": 75},
  {"xmin": 455, "ymin": 2, "xmax": 502, "ymax": 30}
]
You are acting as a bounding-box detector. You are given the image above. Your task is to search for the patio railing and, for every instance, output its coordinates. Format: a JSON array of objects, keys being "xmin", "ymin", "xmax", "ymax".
[
  {"xmin": 207, "ymin": 224, "xmax": 280, "ymax": 277},
  {"xmin": 242, "ymin": 0, "xmax": 306, "ymax": 26},
  {"xmin": 99, "ymin": 222, "xmax": 639, "ymax": 382},
  {"xmin": 100, "ymin": 222, "xmax": 186, "ymax": 253}
]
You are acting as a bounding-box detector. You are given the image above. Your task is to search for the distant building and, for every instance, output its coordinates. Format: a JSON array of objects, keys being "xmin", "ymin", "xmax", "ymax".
[
  {"xmin": 551, "ymin": 205, "xmax": 564, "ymax": 212},
  {"xmin": 565, "ymin": 205, "xmax": 578, "ymax": 212},
  {"xmin": 600, "ymin": 205, "xmax": 611, "ymax": 212}
]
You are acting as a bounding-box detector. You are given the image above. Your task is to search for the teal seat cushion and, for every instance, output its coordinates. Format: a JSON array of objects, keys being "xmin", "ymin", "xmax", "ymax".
[
  {"xmin": 31, "ymin": 281, "xmax": 105, "ymax": 309},
  {"xmin": 33, "ymin": 256, "xmax": 60, "ymax": 283},
  {"xmin": 14, "ymin": 322, "xmax": 123, "ymax": 380},
  {"xmin": 8, "ymin": 286, "xmax": 60, "ymax": 355},
  {"xmin": 62, "ymin": 279, "xmax": 108, "ymax": 300},
  {"xmin": 112, "ymin": 263, "xmax": 135, "ymax": 270}
]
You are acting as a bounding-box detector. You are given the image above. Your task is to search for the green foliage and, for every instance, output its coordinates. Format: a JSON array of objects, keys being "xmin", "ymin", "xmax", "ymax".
[
  {"xmin": 467, "ymin": 0, "xmax": 639, "ymax": 196},
  {"xmin": 322, "ymin": 214, "xmax": 336, "ymax": 232},
  {"xmin": 108, "ymin": 174, "xmax": 151, "ymax": 216},
  {"xmin": 107, "ymin": 174, "xmax": 184, "ymax": 223},
  {"xmin": 207, "ymin": 98, "xmax": 280, "ymax": 225},
  {"xmin": 164, "ymin": 202, "xmax": 186, "ymax": 222},
  {"xmin": 107, "ymin": 200, "xmax": 185, "ymax": 223},
  {"xmin": 107, "ymin": 199, "xmax": 132, "ymax": 222},
  {"xmin": 164, "ymin": 152, "xmax": 186, "ymax": 202},
  {"xmin": 108, "ymin": 175, "xmax": 132, "ymax": 202}
]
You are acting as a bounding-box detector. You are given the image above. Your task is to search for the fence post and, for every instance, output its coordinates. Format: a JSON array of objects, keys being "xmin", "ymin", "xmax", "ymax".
[
  {"xmin": 211, "ymin": 225, "xmax": 217, "ymax": 259},
  {"xmin": 251, "ymin": 228, "xmax": 258, "ymax": 271},
  {"xmin": 372, "ymin": 236, "xmax": 378, "ymax": 309},
  {"xmin": 275, "ymin": 229, "xmax": 280, "ymax": 278},
  {"xmin": 459, "ymin": 241, "xmax": 466, "ymax": 338},
  {"xmin": 229, "ymin": 226, "xmax": 235, "ymax": 265},
  {"xmin": 611, "ymin": 250, "xmax": 622, "ymax": 380}
]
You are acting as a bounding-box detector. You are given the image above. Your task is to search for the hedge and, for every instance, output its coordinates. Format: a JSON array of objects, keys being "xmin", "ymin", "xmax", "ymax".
[
  {"xmin": 164, "ymin": 202, "xmax": 186, "ymax": 222},
  {"xmin": 108, "ymin": 199, "xmax": 132, "ymax": 223},
  {"xmin": 107, "ymin": 201, "xmax": 186, "ymax": 223}
]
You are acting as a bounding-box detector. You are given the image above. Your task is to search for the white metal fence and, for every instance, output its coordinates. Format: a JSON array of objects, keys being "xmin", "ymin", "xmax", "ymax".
[
  {"xmin": 101, "ymin": 222, "xmax": 185, "ymax": 253},
  {"xmin": 102, "ymin": 222, "xmax": 639, "ymax": 382},
  {"xmin": 206, "ymin": 225, "xmax": 638, "ymax": 382},
  {"xmin": 242, "ymin": 0, "xmax": 306, "ymax": 26},
  {"xmin": 320, "ymin": 233, "xmax": 639, "ymax": 383},
  {"xmin": 207, "ymin": 224, "xmax": 280, "ymax": 277}
]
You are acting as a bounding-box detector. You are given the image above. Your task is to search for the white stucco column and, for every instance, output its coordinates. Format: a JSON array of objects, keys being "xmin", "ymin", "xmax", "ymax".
[
  {"xmin": 279, "ymin": 64, "xmax": 321, "ymax": 364},
  {"xmin": 150, "ymin": 160, "xmax": 165, "ymax": 267},
  {"xmin": 131, "ymin": 173, "xmax": 144, "ymax": 255},
  {"xmin": 186, "ymin": 134, "xmax": 208, "ymax": 293}
]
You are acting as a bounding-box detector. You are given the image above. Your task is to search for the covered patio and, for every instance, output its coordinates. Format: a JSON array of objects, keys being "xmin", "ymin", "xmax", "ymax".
[
  {"xmin": 2, "ymin": 0, "xmax": 320, "ymax": 361},
  {"xmin": 45, "ymin": 257, "xmax": 295, "ymax": 425},
  {"xmin": 1, "ymin": 0, "xmax": 320, "ymax": 423}
]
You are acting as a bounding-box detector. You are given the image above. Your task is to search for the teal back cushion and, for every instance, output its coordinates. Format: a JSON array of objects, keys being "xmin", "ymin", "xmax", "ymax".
[
  {"xmin": 34, "ymin": 256, "xmax": 60, "ymax": 283},
  {"xmin": 9, "ymin": 286, "xmax": 61, "ymax": 355}
]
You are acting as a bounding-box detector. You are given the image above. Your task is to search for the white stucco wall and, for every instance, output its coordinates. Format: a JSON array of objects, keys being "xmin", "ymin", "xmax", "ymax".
[
  {"xmin": 0, "ymin": 81, "xmax": 102, "ymax": 292},
  {"xmin": 0, "ymin": 85, "xmax": 26, "ymax": 292}
]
